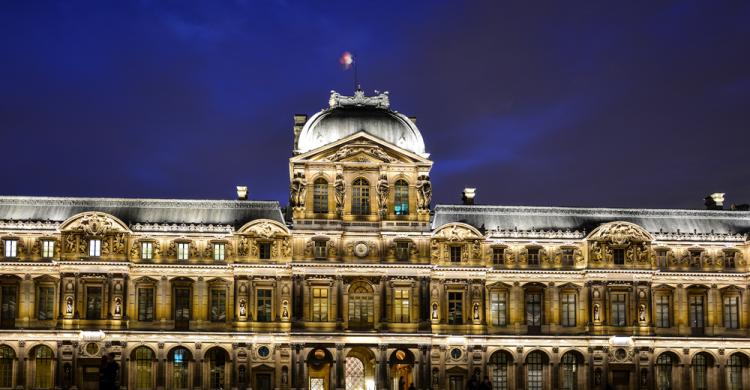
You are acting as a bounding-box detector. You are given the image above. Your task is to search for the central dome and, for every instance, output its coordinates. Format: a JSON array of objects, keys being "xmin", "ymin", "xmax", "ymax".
[{"xmin": 295, "ymin": 90, "xmax": 427, "ymax": 157}]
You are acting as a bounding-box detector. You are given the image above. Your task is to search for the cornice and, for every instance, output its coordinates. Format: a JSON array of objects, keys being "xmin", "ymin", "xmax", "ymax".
[{"xmin": 130, "ymin": 222, "xmax": 234, "ymax": 234}]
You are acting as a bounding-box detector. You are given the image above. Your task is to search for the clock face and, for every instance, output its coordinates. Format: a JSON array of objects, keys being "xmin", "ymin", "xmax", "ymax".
[{"xmin": 354, "ymin": 242, "xmax": 369, "ymax": 258}]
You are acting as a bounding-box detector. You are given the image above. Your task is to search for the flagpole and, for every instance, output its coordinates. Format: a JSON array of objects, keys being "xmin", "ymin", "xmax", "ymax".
[{"xmin": 354, "ymin": 54, "xmax": 359, "ymax": 90}]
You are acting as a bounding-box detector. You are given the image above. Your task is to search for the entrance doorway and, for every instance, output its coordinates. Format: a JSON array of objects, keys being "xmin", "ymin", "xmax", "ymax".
[
  {"xmin": 79, "ymin": 361, "xmax": 101, "ymax": 390},
  {"xmin": 612, "ymin": 370, "xmax": 630, "ymax": 390},
  {"xmin": 389, "ymin": 349, "xmax": 415, "ymax": 390}
]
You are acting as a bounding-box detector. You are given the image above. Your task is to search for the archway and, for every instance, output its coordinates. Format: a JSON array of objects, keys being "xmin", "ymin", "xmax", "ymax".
[
  {"xmin": 167, "ymin": 346, "xmax": 192, "ymax": 390},
  {"xmin": 204, "ymin": 347, "xmax": 230, "ymax": 390},
  {"xmin": 131, "ymin": 346, "xmax": 155, "ymax": 390},
  {"xmin": 346, "ymin": 347, "xmax": 376, "ymax": 390},
  {"xmin": 307, "ymin": 347, "xmax": 334, "ymax": 390},
  {"xmin": 348, "ymin": 281, "xmax": 374, "ymax": 329},
  {"xmin": 488, "ymin": 350, "xmax": 514, "ymax": 390},
  {"xmin": 389, "ymin": 348, "xmax": 415, "ymax": 390}
]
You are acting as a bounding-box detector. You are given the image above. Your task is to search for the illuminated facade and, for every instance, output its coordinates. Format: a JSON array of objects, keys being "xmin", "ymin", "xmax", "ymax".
[{"xmin": 1, "ymin": 89, "xmax": 749, "ymax": 390}]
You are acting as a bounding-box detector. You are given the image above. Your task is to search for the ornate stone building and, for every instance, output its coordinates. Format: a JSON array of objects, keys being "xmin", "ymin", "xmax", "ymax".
[{"xmin": 0, "ymin": 89, "xmax": 749, "ymax": 390}]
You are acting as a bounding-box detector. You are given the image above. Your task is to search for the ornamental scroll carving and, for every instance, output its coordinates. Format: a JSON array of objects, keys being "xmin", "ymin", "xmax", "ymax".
[
  {"xmin": 431, "ymin": 223, "xmax": 483, "ymax": 263},
  {"xmin": 203, "ymin": 241, "xmax": 233, "ymax": 258},
  {"xmin": 329, "ymin": 89, "xmax": 390, "ymax": 109},
  {"xmin": 325, "ymin": 145, "xmax": 397, "ymax": 163},
  {"xmin": 129, "ymin": 239, "xmax": 161, "ymax": 259},
  {"xmin": 64, "ymin": 213, "xmax": 128, "ymax": 236},
  {"xmin": 588, "ymin": 221, "xmax": 652, "ymax": 246},
  {"xmin": 588, "ymin": 221, "xmax": 652, "ymax": 265}
]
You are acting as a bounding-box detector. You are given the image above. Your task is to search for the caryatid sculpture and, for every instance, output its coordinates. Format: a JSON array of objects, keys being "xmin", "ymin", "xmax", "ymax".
[
  {"xmin": 377, "ymin": 174, "xmax": 389, "ymax": 217},
  {"xmin": 334, "ymin": 173, "xmax": 345, "ymax": 217},
  {"xmin": 289, "ymin": 172, "xmax": 307, "ymax": 209},
  {"xmin": 416, "ymin": 175, "xmax": 432, "ymax": 211}
]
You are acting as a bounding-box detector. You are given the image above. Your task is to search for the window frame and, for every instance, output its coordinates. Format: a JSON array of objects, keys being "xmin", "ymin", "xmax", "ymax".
[
  {"xmin": 89, "ymin": 239, "xmax": 101, "ymax": 257},
  {"xmin": 313, "ymin": 178, "xmax": 329, "ymax": 214},
  {"xmin": 351, "ymin": 178, "xmax": 370, "ymax": 216}
]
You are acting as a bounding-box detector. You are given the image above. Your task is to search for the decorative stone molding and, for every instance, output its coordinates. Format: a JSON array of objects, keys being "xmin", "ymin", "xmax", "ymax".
[
  {"xmin": 588, "ymin": 221, "xmax": 652, "ymax": 245},
  {"xmin": 131, "ymin": 222, "xmax": 233, "ymax": 234},
  {"xmin": 329, "ymin": 89, "xmax": 390, "ymax": 109}
]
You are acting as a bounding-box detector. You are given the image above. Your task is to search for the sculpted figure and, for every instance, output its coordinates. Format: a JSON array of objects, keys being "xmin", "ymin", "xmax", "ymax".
[
  {"xmin": 289, "ymin": 172, "xmax": 307, "ymax": 209},
  {"xmin": 593, "ymin": 304, "xmax": 600, "ymax": 321},
  {"xmin": 639, "ymin": 304, "xmax": 646, "ymax": 321},
  {"xmin": 377, "ymin": 174, "xmax": 389, "ymax": 216},
  {"xmin": 416, "ymin": 175, "xmax": 432, "ymax": 210},
  {"xmin": 334, "ymin": 173, "xmax": 345, "ymax": 216}
]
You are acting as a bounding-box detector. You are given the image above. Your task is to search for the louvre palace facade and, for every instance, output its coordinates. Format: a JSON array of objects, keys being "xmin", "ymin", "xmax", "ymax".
[{"xmin": 1, "ymin": 89, "xmax": 749, "ymax": 390}]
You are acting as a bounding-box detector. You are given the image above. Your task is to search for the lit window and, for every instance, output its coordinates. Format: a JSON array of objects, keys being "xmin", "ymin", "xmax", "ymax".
[
  {"xmin": 86, "ymin": 286, "xmax": 102, "ymax": 320},
  {"xmin": 37, "ymin": 287, "xmax": 54, "ymax": 320},
  {"xmin": 689, "ymin": 295, "xmax": 705, "ymax": 328},
  {"xmin": 313, "ymin": 178, "xmax": 329, "ymax": 214},
  {"xmin": 3, "ymin": 240, "xmax": 17, "ymax": 258},
  {"xmin": 657, "ymin": 250, "xmax": 668, "ymax": 269},
  {"xmin": 138, "ymin": 288, "xmax": 154, "ymax": 321},
  {"xmin": 725, "ymin": 251, "xmax": 737, "ymax": 269},
  {"xmin": 448, "ymin": 291, "xmax": 463, "ymax": 325},
  {"xmin": 177, "ymin": 243, "xmax": 189, "ymax": 261},
  {"xmin": 89, "ymin": 239, "xmax": 101, "ymax": 257},
  {"xmin": 210, "ymin": 289, "xmax": 226, "ymax": 322},
  {"xmin": 393, "ymin": 288, "xmax": 410, "ymax": 322},
  {"xmin": 314, "ymin": 241, "xmax": 327, "ymax": 259},
  {"xmin": 141, "ymin": 242, "xmax": 153, "ymax": 260},
  {"xmin": 312, "ymin": 287, "xmax": 328, "ymax": 321},
  {"xmin": 492, "ymin": 248, "xmax": 505, "ymax": 265},
  {"xmin": 134, "ymin": 347, "xmax": 153, "ymax": 390},
  {"xmin": 656, "ymin": 295, "xmax": 670, "ymax": 328},
  {"xmin": 258, "ymin": 242, "xmax": 271, "ymax": 260},
  {"xmin": 351, "ymin": 178, "xmax": 370, "ymax": 215},
  {"xmin": 34, "ymin": 346, "xmax": 54, "ymax": 389},
  {"xmin": 450, "ymin": 246, "xmax": 462, "ymax": 263},
  {"xmin": 213, "ymin": 243, "xmax": 225, "ymax": 261},
  {"xmin": 561, "ymin": 248, "xmax": 574, "ymax": 267},
  {"xmin": 41, "ymin": 240, "xmax": 55, "ymax": 258},
  {"xmin": 490, "ymin": 291, "xmax": 506, "ymax": 326},
  {"xmin": 393, "ymin": 180, "xmax": 409, "ymax": 215}
]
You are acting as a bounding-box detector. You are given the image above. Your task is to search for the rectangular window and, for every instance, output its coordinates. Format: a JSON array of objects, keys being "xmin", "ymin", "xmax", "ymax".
[
  {"xmin": 89, "ymin": 239, "xmax": 101, "ymax": 257},
  {"xmin": 492, "ymin": 248, "xmax": 505, "ymax": 265},
  {"xmin": 138, "ymin": 288, "xmax": 154, "ymax": 321},
  {"xmin": 725, "ymin": 252, "xmax": 736, "ymax": 269},
  {"xmin": 724, "ymin": 296, "xmax": 739, "ymax": 329},
  {"xmin": 174, "ymin": 287, "xmax": 191, "ymax": 322},
  {"xmin": 526, "ymin": 292, "xmax": 542, "ymax": 326},
  {"xmin": 396, "ymin": 242, "xmax": 410, "ymax": 261},
  {"xmin": 3, "ymin": 240, "xmax": 17, "ymax": 258},
  {"xmin": 613, "ymin": 248, "xmax": 625, "ymax": 265},
  {"xmin": 689, "ymin": 250, "xmax": 702, "ymax": 268},
  {"xmin": 314, "ymin": 241, "xmax": 327, "ymax": 259},
  {"xmin": 259, "ymin": 242, "xmax": 271, "ymax": 260},
  {"xmin": 527, "ymin": 248, "xmax": 540, "ymax": 266},
  {"xmin": 41, "ymin": 240, "xmax": 55, "ymax": 258},
  {"xmin": 210, "ymin": 289, "xmax": 226, "ymax": 322},
  {"xmin": 177, "ymin": 242, "xmax": 189, "ymax": 261},
  {"xmin": 656, "ymin": 295, "xmax": 670, "ymax": 328},
  {"xmin": 656, "ymin": 250, "xmax": 668, "ymax": 269},
  {"xmin": 85, "ymin": 286, "xmax": 102, "ymax": 320},
  {"xmin": 213, "ymin": 243, "xmax": 225, "ymax": 261},
  {"xmin": 312, "ymin": 287, "xmax": 328, "ymax": 321},
  {"xmin": 689, "ymin": 295, "xmax": 705, "ymax": 328},
  {"xmin": 393, "ymin": 288, "xmax": 410, "ymax": 322},
  {"xmin": 140, "ymin": 242, "xmax": 153, "ymax": 260},
  {"xmin": 561, "ymin": 248, "xmax": 574, "ymax": 267},
  {"xmin": 561, "ymin": 292, "xmax": 576, "ymax": 327},
  {"xmin": 448, "ymin": 292, "xmax": 463, "ymax": 325},
  {"xmin": 490, "ymin": 291, "xmax": 506, "ymax": 326},
  {"xmin": 37, "ymin": 287, "xmax": 54, "ymax": 320},
  {"xmin": 612, "ymin": 293, "xmax": 627, "ymax": 326},
  {"xmin": 256, "ymin": 289, "xmax": 272, "ymax": 322},
  {"xmin": 450, "ymin": 246, "xmax": 462, "ymax": 263}
]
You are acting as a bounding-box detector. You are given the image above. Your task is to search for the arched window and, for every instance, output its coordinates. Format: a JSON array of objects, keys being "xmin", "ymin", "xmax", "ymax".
[
  {"xmin": 526, "ymin": 351, "xmax": 544, "ymax": 390},
  {"xmin": 727, "ymin": 354, "xmax": 746, "ymax": 390},
  {"xmin": 656, "ymin": 353, "xmax": 674, "ymax": 390},
  {"xmin": 133, "ymin": 346, "xmax": 154, "ymax": 390},
  {"xmin": 34, "ymin": 345, "xmax": 54, "ymax": 389},
  {"xmin": 489, "ymin": 351, "xmax": 511, "ymax": 390},
  {"xmin": 207, "ymin": 348, "xmax": 227, "ymax": 389},
  {"xmin": 560, "ymin": 352, "xmax": 578, "ymax": 390},
  {"xmin": 692, "ymin": 353, "xmax": 709, "ymax": 390},
  {"xmin": 170, "ymin": 347, "xmax": 190, "ymax": 390},
  {"xmin": 351, "ymin": 178, "xmax": 370, "ymax": 215},
  {"xmin": 0, "ymin": 345, "xmax": 14, "ymax": 388},
  {"xmin": 394, "ymin": 180, "xmax": 409, "ymax": 215},
  {"xmin": 313, "ymin": 178, "xmax": 329, "ymax": 214},
  {"xmin": 348, "ymin": 283, "xmax": 374, "ymax": 328},
  {"xmin": 345, "ymin": 357, "xmax": 365, "ymax": 390}
]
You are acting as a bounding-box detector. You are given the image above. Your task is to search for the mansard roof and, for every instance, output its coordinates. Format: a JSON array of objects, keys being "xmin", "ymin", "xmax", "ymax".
[
  {"xmin": 0, "ymin": 196, "xmax": 284, "ymax": 228},
  {"xmin": 433, "ymin": 204, "xmax": 750, "ymax": 236}
]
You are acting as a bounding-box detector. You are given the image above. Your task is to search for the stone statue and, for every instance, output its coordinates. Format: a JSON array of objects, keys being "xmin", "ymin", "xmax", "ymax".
[
  {"xmin": 114, "ymin": 298, "xmax": 121, "ymax": 315},
  {"xmin": 239, "ymin": 300, "xmax": 246, "ymax": 316},
  {"xmin": 416, "ymin": 175, "xmax": 432, "ymax": 210},
  {"xmin": 639, "ymin": 304, "xmax": 646, "ymax": 322},
  {"xmin": 289, "ymin": 172, "xmax": 307, "ymax": 209},
  {"xmin": 66, "ymin": 297, "xmax": 73, "ymax": 314},
  {"xmin": 334, "ymin": 173, "xmax": 345, "ymax": 216},
  {"xmin": 473, "ymin": 303, "xmax": 479, "ymax": 320},
  {"xmin": 377, "ymin": 174, "xmax": 389, "ymax": 216},
  {"xmin": 593, "ymin": 304, "xmax": 600, "ymax": 321},
  {"xmin": 432, "ymin": 303, "xmax": 438, "ymax": 319}
]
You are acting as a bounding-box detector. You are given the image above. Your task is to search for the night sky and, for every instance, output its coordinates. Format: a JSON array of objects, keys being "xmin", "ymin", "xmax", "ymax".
[{"xmin": 2, "ymin": 1, "xmax": 749, "ymax": 209}]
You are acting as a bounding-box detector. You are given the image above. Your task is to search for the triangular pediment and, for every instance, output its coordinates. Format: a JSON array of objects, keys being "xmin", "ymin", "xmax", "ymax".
[{"xmin": 290, "ymin": 131, "xmax": 432, "ymax": 164}]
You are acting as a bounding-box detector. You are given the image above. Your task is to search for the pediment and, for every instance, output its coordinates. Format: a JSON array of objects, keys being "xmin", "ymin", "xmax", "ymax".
[{"xmin": 290, "ymin": 131, "xmax": 432, "ymax": 165}]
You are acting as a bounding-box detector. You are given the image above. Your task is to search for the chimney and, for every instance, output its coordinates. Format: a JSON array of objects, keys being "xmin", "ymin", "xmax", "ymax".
[
  {"xmin": 293, "ymin": 114, "xmax": 308, "ymax": 153},
  {"xmin": 462, "ymin": 188, "xmax": 476, "ymax": 205},
  {"xmin": 236, "ymin": 186, "xmax": 248, "ymax": 201},
  {"xmin": 704, "ymin": 192, "xmax": 725, "ymax": 210}
]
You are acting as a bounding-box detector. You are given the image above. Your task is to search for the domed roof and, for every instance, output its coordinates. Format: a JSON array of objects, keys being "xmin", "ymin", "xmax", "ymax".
[{"xmin": 295, "ymin": 89, "xmax": 427, "ymax": 157}]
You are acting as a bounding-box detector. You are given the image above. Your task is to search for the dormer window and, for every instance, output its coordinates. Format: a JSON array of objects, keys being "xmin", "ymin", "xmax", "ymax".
[
  {"xmin": 314, "ymin": 241, "xmax": 327, "ymax": 259},
  {"xmin": 3, "ymin": 239, "xmax": 17, "ymax": 258},
  {"xmin": 258, "ymin": 242, "xmax": 271, "ymax": 260},
  {"xmin": 725, "ymin": 251, "xmax": 736, "ymax": 269},
  {"xmin": 527, "ymin": 248, "xmax": 540, "ymax": 266},
  {"xmin": 396, "ymin": 242, "xmax": 410, "ymax": 261},
  {"xmin": 561, "ymin": 248, "xmax": 574, "ymax": 267},
  {"xmin": 450, "ymin": 246, "xmax": 462, "ymax": 263},
  {"xmin": 41, "ymin": 240, "xmax": 55, "ymax": 259},
  {"xmin": 492, "ymin": 248, "xmax": 505, "ymax": 265},
  {"xmin": 689, "ymin": 250, "xmax": 702, "ymax": 268},
  {"xmin": 89, "ymin": 239, "xmax": 101, "ymax": 257},
  {"xmin": 656, "ymin": 250, "xmax": 668, "ymax": 269}
]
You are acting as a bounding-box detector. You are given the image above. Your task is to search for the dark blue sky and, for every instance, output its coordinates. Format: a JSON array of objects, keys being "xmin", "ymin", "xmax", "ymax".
[{"xmin": 1, "ymin": 1, "xmax": 749, "ymax": 209}]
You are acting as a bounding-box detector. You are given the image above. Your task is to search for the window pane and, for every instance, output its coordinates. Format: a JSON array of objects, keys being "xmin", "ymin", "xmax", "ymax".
[
  {"xmin": 172, "ymin": 348, "xmax": 189, "ymax": 390},
  {"xmin": 490, "ymin": 291, "xmax": 506, "ymax": 326},
  {"xmin": 213, "ymin": 243, "xmax": 225, "ymax": 261},
  {"xmin": 394, "ymin": 180, "xmax": 409, "ymax": 215},
  {"xmin": 656, "ymin": 295, "xmax": 670, "ymax": 328},
  {"xmin": 138, "ymin": 288, "xmax": 154, "ymax": 321},
  {"xmin": 256, "ymin": 289, "xmax": 272, "ymax": 322},
  {"xmin": 526, "ymin": 352, "xmax": 543, "ymax": 390},
  {"xmin": 526, "ymin": 293, "xmax": 542, "ymax": 326},
  {"xmin": 351, "ymin": 178, "xmax": 370, "ymax": 215},
  {"xmin": 612, "ymin": 293, "xmax": 626, "ymax": 326},
  {"xmin": 561, "ymin": 293, "xmax": 576, "ymax": 327},
  {"xmin": 89, "ymin": 239, "xmax": 101, "ymax": 257},
  {"xmin": 448, "ymin": 292, "xmax": 463, "ymax": 325},
  {"xmin": 210, "ymin": 289, "xmax": 226, "ymax": 322},
  {"xmin": 135, "ymin": 347, "xmax": 153, "ymax": 390},
  {"xmin": 393, "ymin": 288, "xmax": 410, "ymax": 323},
  {"xmin": 86, "ymin": 287, "xmax": 102, "ymax": 320},
  {"xmin": 37, "ymin": 287, "xmax": 54, "ymax": 320},
  {"xmin": 34, "ymin": 346, "xmax": 53, "ymax": 389},
  {"xmin": 313, "ymin": 179, "xmax": 329, "ymax": 214}
]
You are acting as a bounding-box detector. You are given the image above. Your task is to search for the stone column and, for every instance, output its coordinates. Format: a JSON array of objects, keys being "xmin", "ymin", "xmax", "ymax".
[
  {"xmin": 379, "ymin": 277, "xmax": 388, "ymax": 323},
  {"xmin": 16, "ymin": 341, "xmax": 25, "ymax": 389},
  {"xmin": 378, "ymin": 345, "xmax": 388, "ymax": 390},
  {"xmin": 336, "ymin": 276, "xmax": 344, "ymax": 329},
  {"xmin": 290, "ymin": 343, "xmax": 300, "ymax": 390},
  {"xmin": 157, "ymin": 344, "xmax": 166, "ymax": 390},
  {"xmin": 335, "ymin": 344, "xmax": 344, "ymax": 390}
]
